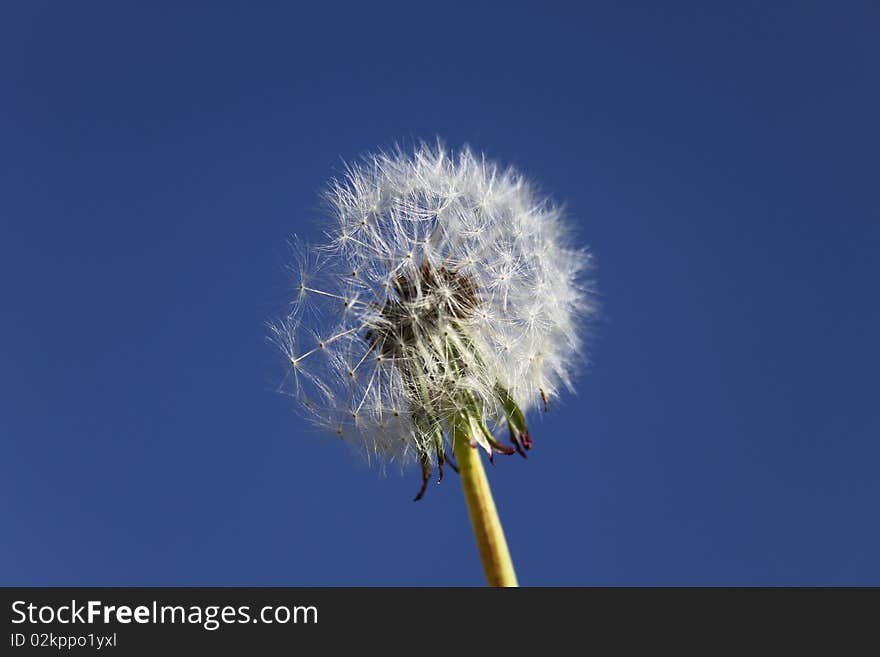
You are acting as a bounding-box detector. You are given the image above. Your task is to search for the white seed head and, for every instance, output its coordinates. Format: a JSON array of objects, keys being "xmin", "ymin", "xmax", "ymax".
[{"xmin": 272, "ymin": 143, "xmax": 595, "ymax": 474}]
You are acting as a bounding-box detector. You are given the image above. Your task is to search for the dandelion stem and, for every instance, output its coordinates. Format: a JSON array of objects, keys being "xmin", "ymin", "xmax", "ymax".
[{"xmin": 453, "ymin": 422, "xmax": 518, "ymax": 587}]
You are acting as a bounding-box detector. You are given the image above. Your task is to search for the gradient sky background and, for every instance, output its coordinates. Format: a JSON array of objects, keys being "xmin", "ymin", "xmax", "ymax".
[{"xmin": 2, "ymin": 2, "xmax": 878, "ymax": 586}]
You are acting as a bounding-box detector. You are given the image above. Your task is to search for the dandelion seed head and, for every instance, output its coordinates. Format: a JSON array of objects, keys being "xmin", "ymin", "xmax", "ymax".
[{"xmin": 273, "ymin": 143, "xmax": 595, "ymax": 471}]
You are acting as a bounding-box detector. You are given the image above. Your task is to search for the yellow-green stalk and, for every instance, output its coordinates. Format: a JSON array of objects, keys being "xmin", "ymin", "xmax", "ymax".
[{"xmin": 453, "ymin": 418, "xmax": 518, "ymax": 587}]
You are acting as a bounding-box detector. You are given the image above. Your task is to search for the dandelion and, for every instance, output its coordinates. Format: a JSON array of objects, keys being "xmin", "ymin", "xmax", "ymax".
[{"xmin": 271, "ymin": 143, "xmax": 594, "ymax": 586}]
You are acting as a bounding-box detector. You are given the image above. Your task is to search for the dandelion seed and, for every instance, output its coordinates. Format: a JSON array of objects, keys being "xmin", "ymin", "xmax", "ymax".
[{"xmin": 274, "ymin": 141, "xmax": 593, "ymax": 465}]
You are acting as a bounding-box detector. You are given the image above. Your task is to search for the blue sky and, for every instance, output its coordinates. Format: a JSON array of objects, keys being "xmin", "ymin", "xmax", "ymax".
[{"xmin": 2, "ymin": 2, "xmax": 878, "ymax": 585}]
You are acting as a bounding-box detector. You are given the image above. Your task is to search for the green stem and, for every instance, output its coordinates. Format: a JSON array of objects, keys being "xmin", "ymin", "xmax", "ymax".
[{"xmin": 453, "ymin": 421, "xmax": 518, "ymax": 587}]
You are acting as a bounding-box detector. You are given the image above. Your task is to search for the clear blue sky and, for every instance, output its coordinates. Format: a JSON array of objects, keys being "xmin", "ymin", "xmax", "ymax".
[{"xmin": 2, "ymin": 2, "xmax": 877, "ymax": 585}]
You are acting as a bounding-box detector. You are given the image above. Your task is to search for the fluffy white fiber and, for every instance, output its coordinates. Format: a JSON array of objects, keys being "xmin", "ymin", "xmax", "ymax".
[{"xmin": 272, "ymin": 143, "xmax": 594, "ymax": 478}]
